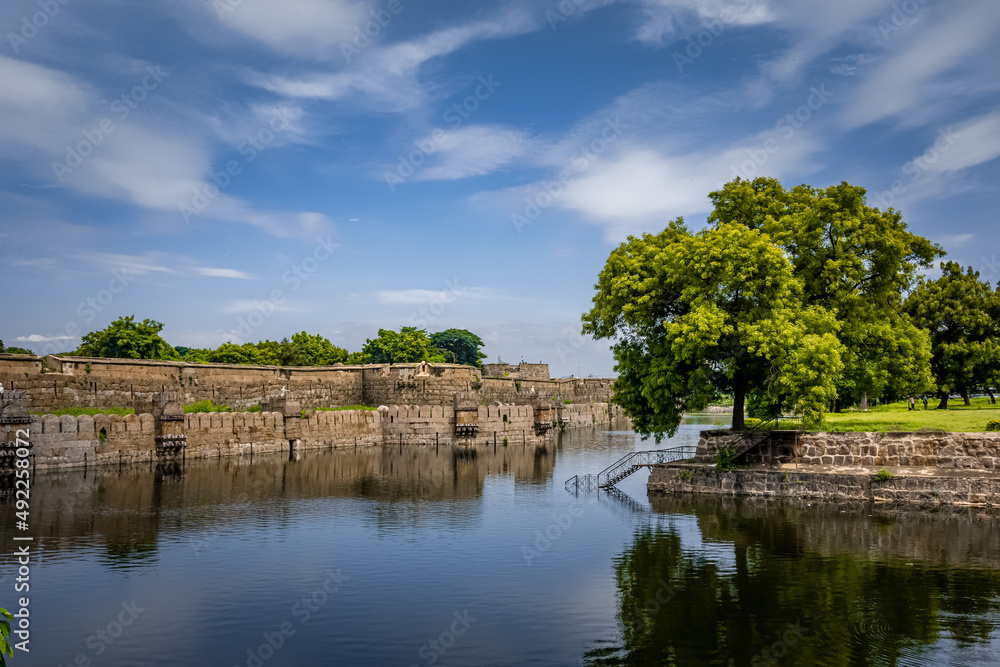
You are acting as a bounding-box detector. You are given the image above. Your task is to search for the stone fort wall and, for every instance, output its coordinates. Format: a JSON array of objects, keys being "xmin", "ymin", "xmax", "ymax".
[
  {"xmin": 16, "ymin": 402, "xmax": 623, "ymax": 469},
  {"xmin": 0, "ymin": 354, "xmax": 615, "ymax": 413}
]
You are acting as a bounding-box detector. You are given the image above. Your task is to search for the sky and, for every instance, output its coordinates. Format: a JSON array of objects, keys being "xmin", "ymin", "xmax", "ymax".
[{"xmin": 1, "ymin": 0, "xmax": 998, "ymax": 377}]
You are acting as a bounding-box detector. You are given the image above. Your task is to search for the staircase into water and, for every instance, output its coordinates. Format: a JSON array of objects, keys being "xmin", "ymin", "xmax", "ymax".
[{"xmin": 564, "ymin": 446, "xmax": 697, "ymax": 492}]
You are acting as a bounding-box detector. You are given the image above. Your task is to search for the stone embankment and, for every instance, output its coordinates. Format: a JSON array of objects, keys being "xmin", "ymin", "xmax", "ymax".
[
  {"xmin": 649, "ymin": 429, "xmax": 1000, "ymax": 506},
  {"xmin": 7, "ymin": 397, "xmax": 629, "ymax": 470}
]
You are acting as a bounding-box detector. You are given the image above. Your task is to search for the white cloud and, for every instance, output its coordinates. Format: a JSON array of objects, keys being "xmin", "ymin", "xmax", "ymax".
[
  {"xmin": 633, "ymin": 0, "xmax": 774, "ymax": 45},
  {"xmin": 243, "ymin": 9, "xmax": 536, "ymax": 111},
  {"xmin": 375, "ymin": 287, "xmax": 490, "ymax": 305},
  {"xmin": 198, "ymin": 268, "xmax": 255, "ymax": 280},
  {"xmin": 419, "ymin": 125, "xmax": 536, "ymax": 180},
  {"xmin": 185, "ymin": 0, "xmax": 373, "ymax": 60},
  {"xmin": 842, "ymin": 3, "xmax": 1000, "ymax": 128},
  {"xmin": 916, "ymin": 113, "xmax": 1000, "ymax": 177},
  {"xmin": 15, "ymin": 334, "xmax": 76, "ymax": 343},
  {"xmin": 934, "ymin": 234, "xmax": 974, "ymax": 250}
]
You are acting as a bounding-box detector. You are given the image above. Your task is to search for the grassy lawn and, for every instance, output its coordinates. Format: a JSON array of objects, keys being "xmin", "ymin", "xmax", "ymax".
[{"xmin": 820, "ymin": 396, "xmax": 1000, "ymax": 433}]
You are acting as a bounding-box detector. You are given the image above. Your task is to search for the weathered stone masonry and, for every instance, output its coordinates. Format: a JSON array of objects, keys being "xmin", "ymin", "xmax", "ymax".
[
  {"xmin": 0, "ymin": 354, "xmax": 614, "ymax": 413},
  {"xmin": 649, "ymin": 429, "xmax": 1000, "ymax": 506}
]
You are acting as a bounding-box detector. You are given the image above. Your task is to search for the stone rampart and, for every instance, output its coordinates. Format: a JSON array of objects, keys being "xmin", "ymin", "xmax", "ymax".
[
  {"xmin": 649, "ymin": 466, "xmax": 1000, "ymax": 506},
  {"xmin": 15, "ymin": 401, "xmax": 622, "ymax": 469},
  {"xmin": 694, "ymin": 429, "xmax": 1000, "ymax": 469}
]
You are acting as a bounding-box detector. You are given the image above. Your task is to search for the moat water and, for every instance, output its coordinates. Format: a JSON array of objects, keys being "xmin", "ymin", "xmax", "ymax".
[{"xmin": 2, "ymin": 418, "xmax": 1000, "ymax": 666}]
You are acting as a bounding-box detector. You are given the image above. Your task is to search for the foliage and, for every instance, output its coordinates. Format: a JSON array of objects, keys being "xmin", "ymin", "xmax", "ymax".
[
  {"xmin": 875, "ymin": 468, "xmax": 893, "ymax": 482},
  {"xmin": 708, "ymin": 178, "xmax": 941, "ymax": 407},
  {"xmin": 289, "ymin": 332, "xmax": 349, "ymax": 366},
  {"xmin": 583, "ymin": 217, "xmax": 843, "ymax": 439},
  {"xmin": 429, "ymin": 329, "xmax": 487, "ymax": 367},
  {"xmin": 904, "ymin": 262, "xmax": 1000, "ymax": 408},
  {"xmin": 1, "ymin": 607, "xmax": 12, "ymax": 666},
  {"xmin": 743, "ymin": 417, "xmax": 764, "ymax": 429},
  {"xmin": 75, "ymin": 316, "xmax": 179, "ymax": 360},
  {"xmin": 183, "ymin": 399, "xmax": 231, "ymax": 413},
  {"xmin": 361, "ymin": 327, "xmax": 446, "ymax": 364},
  {"xmin": 0, "ymin": 340, "xmax": 32, "ymax": 355},
  {"xmin": 987, "ymin": 420, "xmax": 1000, "ymax": 432},
  {"xmin": 716, "ymin": 446, "xmax": 739, "ymax": 470}
]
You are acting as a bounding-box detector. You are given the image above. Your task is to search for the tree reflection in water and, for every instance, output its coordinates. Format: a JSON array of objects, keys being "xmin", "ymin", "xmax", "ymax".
[{"xmin": 587, "ymin": 497, "xmax": 1000, "ymax": 666}]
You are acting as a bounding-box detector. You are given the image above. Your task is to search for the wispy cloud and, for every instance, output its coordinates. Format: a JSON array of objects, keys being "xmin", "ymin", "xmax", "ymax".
[{"xmin": 375, "ymin": 287, "xmax": 491, "ymax": 305}]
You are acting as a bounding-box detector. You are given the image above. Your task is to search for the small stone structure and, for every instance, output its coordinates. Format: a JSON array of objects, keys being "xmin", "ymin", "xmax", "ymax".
[
  {"xmin": 453, "ymin": 392, "xmax": 480, "ymax": 438},
  {"xmin": 649, "ymin": 429, "xmax": 1000, "ymax": 506}
]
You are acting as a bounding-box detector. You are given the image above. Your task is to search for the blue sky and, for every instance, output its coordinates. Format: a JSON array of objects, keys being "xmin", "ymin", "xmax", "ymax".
[{"xmin": 1, "ymin": 0, "xmax": 998, "ymax": 377}]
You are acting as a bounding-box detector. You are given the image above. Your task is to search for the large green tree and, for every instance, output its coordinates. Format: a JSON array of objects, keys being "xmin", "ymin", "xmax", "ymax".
[
  {"xmin": 708, "ymin": 177, "xmax": 940, "ymax": 408},
  {"xmin": 582, "ymin": 220, "xmax": 843, "ymax": 435},
  {"xmin": 430, "ymin": 329, "xmax": 486, "ymax": 367},
  {"xmin": 904, "ymin": 262, "xmax": 1000, "ymax": 408},
  {"xmin": 76, "ymin": 316, "xmax": 179, "ymax": 360},
  {"xmin": 289, "ymin": 332, "xmax": 349, "ymax": 366},
  {"xmin": 360, "ymin": 327, "xmax": 447, "ymax": 364},
  {"xmin": 0, "ymin": 340, "xmax": 32, "ymax": 355}
]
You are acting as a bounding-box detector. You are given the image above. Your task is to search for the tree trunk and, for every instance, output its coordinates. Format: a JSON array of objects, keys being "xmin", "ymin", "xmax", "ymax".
[
  {"xmin": 732, "ymin": 368, "xmax": 747, "ymax": 430},
  {"xmin": 989, "ymin": 389, "xmax": 997, "ymax": 405},
  {"xmin": 936, "ymin": 392, "xmax": 949, "ymax": 410},
  {"xmin": 860, "ymin": 393, "xmax": 868, "ymax": 411},
  {"xmin": 962, "ymin": 389, "xmax": 971, "ymax": 406}
]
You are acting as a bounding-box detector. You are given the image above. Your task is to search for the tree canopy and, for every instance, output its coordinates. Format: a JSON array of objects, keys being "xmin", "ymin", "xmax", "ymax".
[
  {"xmin": 583, "ymin": 176, "xmax": 949, "ymax": 435},
  {"xmin": 0, "ymin": 340, "xmax": 32, "ymax": 355},
  {"xmin": 583, "ymin": 219, "xmax": 843, "ymax": 435},
  {"xmin": 360, "ymin": 327, "xmax": 447, "ymax": 364},
  {"xmin": 904, "ymin": 262, "xmax": 1000, "ymax": 408},
  {"xmin": 75, "ymin": 316, "xmax": 179, "ymax": 360},
  {"xmin": 429, "ymin": 329, "xmax": 487, "ymax": 367}
]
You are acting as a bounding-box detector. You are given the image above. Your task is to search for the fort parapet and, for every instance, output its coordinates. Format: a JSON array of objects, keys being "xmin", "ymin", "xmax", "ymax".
[{"xmin": 0, "ymin": 354, "xmax": 615, "ymax": 413}]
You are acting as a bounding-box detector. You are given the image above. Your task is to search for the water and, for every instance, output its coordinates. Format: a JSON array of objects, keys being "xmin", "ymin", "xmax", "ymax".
[{"xmin": 2, "ymin": 419, "xmax": 999, "ymax": 666}]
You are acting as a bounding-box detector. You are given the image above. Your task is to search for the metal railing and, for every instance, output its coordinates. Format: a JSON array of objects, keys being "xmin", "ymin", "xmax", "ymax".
[{"xmin": 565, "ymin": 445, "xmax": 697, "ymax": 492}]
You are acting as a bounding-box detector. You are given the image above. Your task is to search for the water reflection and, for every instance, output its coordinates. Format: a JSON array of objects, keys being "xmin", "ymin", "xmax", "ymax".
[
  {"xmin": 0, "ymin": 438, "xmax": 554, "ymax": 568},
  {"xmin": 590, "ymin": 495, "xmax": 1000, "ymax": 666}
]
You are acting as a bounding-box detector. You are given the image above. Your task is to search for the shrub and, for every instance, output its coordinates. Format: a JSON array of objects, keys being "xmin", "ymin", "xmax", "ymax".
[
  {"xmin": 987, "ymin": 420, "xmax": 1000, "ymax": 432},
  {"xmin": 716, "ymin": 446, "xmax": 739, "ymax": 470},
  {"xmin": 875, "ymin": 468, "xmax": 893, "ymax": 482},
  {"xmin": 677, "ymin": 469, "xmax": 694, "ymax": 480},
  {"xmin": 183, "ymin": 399, "xmax": 230, "ymax": 414},
  {"xmin": 744, "ymin": 417, "xmax": 765, "ymax": 429}
]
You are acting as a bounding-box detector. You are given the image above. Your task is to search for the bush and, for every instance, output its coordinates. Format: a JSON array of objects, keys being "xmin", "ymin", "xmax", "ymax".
[
  {"xmin": 744, "ymin": 417, "xmax": 765, "ymax": 429},
  {"xmin": 875, "ymin": 468, "xmax": 893, "ymax": 482},
  {"xmin": 987, "ymin": 420, "xmax": 1000, "ymax": 432},
  {"xmin": 183, "ymin": 399, "xmax": 230, "ymax": 414},
  {"xmin": 34, "ymin": 407, "xmax": 134, "ymax": 417},
  {"xmin": 716, "ymin": 446, "xmax": 739, "ymax": 470}
]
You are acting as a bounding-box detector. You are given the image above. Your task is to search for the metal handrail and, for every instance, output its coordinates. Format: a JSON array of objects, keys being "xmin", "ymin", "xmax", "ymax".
[{"xmin": 565, "ymin": 445, "xmax": 697, "ymax": 492}]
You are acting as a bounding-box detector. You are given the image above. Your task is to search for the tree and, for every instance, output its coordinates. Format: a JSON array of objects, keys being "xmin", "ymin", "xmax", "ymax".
[
  {"xmin": 360, "ymin": 327, "xmax": 447, "ymax": 364},
  {"xmin": 430, "ymin": 329, "xmax": 486, "ymax": 367},
  {"xmin": 289, "ymin": 332, "xmax": 349, "ymax": 366},
  {"xmin": 708, "ymin": 177, "xmax": 940, "ymax": 409},
  {"xmin": 0, "ymin": 340, "xmax": 32, "ymax": 355},
  {"xmin": 582, "ymin": 220, "xmax": 843, "ymax": 436},
  {"xmin": 903, "ymin": 262, "xmax": 1000, "ymax": 408},
  {"xmin": 76, "ymin": 316, "xmax": 179, "ymax": 360}
]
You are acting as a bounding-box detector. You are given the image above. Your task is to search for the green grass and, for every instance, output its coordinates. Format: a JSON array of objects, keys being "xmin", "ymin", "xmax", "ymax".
[
  {"xmin": 183, "ymin": 399, "xmax": 231, "ymax": 414},
  {"xmin": 301, "ymin": 405, "xmax": 377, "ymax": 417},
  {"xmin": 821, "ymin": 396, "xmax": 1000, "ymax": 433},
  {"xmin": 32, "ymin": 406, "xmax": 135, "ymax": 417}
]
